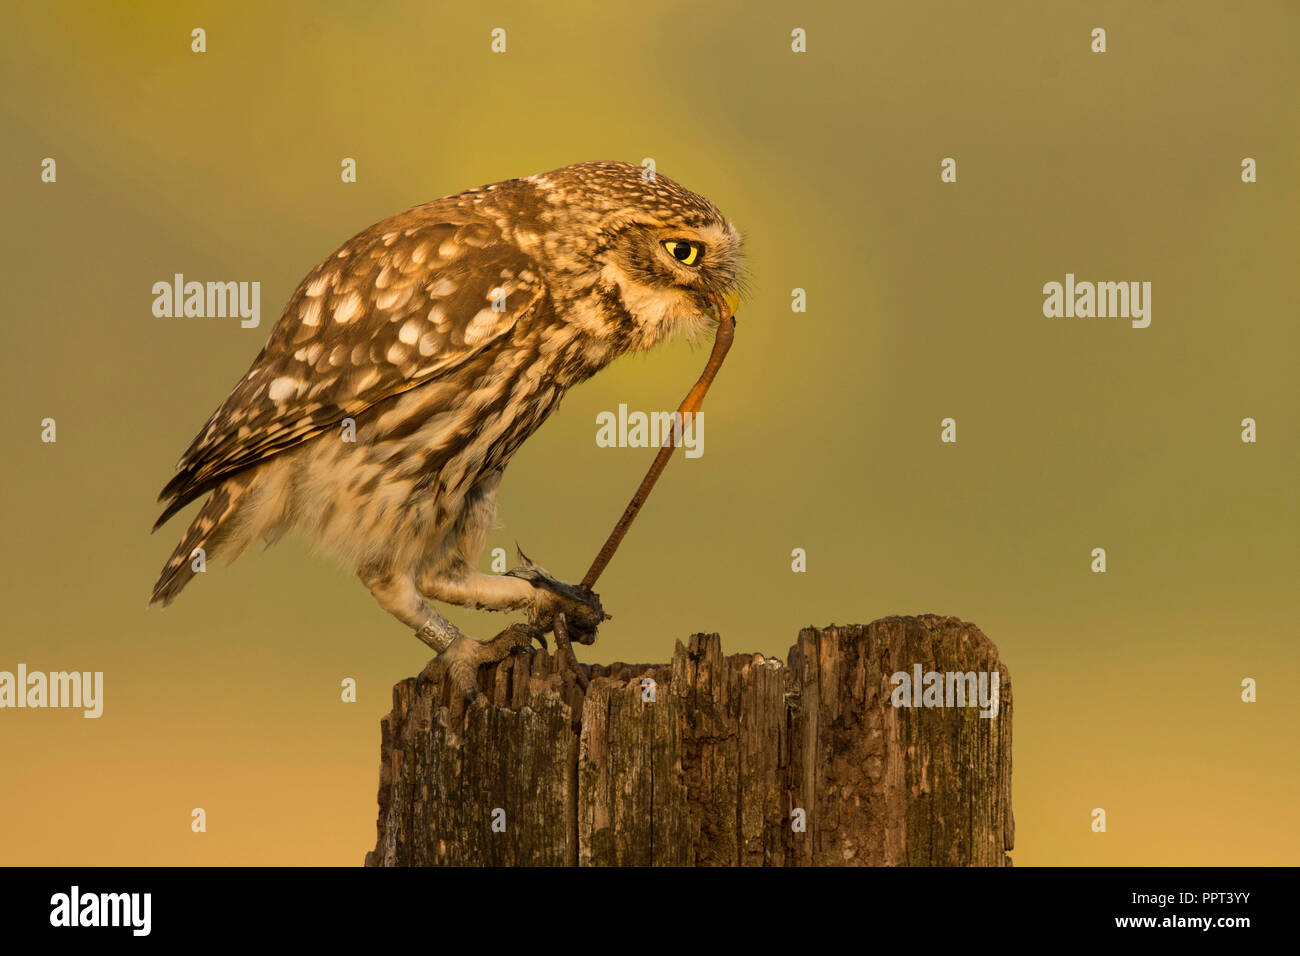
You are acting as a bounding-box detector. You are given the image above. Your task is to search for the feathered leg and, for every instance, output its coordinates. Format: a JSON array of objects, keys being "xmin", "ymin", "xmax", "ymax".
[{"xmin": 360, "ymin": 569, "xmax": 540, "ymax": 701}]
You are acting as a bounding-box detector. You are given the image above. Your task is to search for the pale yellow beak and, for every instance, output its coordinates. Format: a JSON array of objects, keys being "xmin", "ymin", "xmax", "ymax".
[{"xmin": 709, "ymin": 288, "xmax": 741, "ymax": 322}]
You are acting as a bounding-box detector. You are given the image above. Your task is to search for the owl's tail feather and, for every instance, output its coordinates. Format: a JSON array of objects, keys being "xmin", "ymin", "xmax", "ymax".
[{"xmin": 149, "ymin": 476, "xmax": 252, "ymax": 607}]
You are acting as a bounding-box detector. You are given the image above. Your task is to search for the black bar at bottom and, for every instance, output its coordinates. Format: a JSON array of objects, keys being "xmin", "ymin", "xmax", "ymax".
[{"xmin": 2, "ymin": 865, "xmax": 1283, "ymax": 943}]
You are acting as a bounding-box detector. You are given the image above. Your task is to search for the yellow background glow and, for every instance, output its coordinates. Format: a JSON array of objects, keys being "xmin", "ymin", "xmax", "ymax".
[{"xmin": 1, "ymin": 1, "xmax": 1296, "ymax": 865}]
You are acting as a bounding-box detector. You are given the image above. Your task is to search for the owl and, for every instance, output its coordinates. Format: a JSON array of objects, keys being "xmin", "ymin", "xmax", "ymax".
[{"xmin": 150, "ymin": 161, "xmax": 743, "ymax": 697}]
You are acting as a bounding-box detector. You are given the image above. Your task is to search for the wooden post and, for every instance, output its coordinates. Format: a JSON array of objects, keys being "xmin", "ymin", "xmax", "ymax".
[{"xmin": 365, "ymin": 615, "xmax": 1013, "ymax": 866}]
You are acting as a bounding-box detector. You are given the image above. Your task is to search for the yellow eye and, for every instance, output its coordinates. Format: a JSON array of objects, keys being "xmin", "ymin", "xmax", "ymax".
[{"xmin": 662, "ymin": 240, "xmax": 703, "ymax": 267}]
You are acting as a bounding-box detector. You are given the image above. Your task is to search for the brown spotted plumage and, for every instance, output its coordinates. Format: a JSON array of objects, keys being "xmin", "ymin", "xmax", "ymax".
[{"xmin": 150, "ymin": 161, "xmax": 743, "ymax": 696}]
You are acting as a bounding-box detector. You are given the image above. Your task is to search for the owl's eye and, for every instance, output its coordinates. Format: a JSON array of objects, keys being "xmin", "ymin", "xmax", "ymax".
[{"xmin": 662, "ymin": 240, "xmax": 703, "ymax": 267}]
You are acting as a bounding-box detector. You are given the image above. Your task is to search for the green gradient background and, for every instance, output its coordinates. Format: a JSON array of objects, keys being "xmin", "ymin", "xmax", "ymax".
[{"xmin": 1, "ymin": 1, "xmax": 1296, "ymax": 865}]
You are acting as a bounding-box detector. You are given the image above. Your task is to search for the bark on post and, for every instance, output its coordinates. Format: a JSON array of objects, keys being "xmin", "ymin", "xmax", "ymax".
[{"xmin": 365, "ymin": 614, "xmax": 1014, "ymax": 867}]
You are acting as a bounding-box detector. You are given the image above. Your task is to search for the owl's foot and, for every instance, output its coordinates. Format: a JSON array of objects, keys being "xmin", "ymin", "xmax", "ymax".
[
  {"xmin": 418, "ymin": 623, "xmax": 545, "ymax": 702},
  {"xmin": 505, "ymin": 547, "xmax": 608, "ymax": 646}
]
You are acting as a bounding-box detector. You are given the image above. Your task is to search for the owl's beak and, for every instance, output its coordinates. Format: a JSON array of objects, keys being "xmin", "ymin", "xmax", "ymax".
[{"xmin": 708, "ymin": 288, "xmax": 741, "ymax": 323}]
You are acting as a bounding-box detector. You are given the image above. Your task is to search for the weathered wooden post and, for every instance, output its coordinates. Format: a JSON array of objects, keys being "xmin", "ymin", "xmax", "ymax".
[{"xmin": 365, "ymin": 614, "xmax": 1013, "ymax": 866}]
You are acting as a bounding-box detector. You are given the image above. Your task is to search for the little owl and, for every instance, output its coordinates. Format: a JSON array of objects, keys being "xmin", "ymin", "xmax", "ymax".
[{"xmin": 150, "ymin": 160, "xmax": 742, "ymax": 697}]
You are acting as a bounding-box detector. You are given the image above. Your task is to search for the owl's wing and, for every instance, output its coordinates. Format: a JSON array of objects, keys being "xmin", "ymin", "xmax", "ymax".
[{"xmin": 154, "ymin": 213, "xmax": 546, "ymax": 530}]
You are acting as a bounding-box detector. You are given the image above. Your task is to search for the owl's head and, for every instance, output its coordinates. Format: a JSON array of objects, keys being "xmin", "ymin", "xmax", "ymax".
[{"xmin": 519, "ymin": 161, "xmax": 743, "ymax": 349}]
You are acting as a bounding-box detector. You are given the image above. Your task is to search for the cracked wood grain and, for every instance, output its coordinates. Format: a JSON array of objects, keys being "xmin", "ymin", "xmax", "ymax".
[{"xmin": 365, "ymin": 615, "xmax": 1013, "ymax": 866}]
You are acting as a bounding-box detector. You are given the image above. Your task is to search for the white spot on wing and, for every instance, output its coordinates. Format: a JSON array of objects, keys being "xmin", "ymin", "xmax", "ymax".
[
  {"xmin": 464, "ymin": 308, "xmax": 505, "ymax": 346},
  {"xmin": 334, "ymin": 293, "xmax": 364, "ymax": 324},
  {"xmin": 377, "ymin": 285, "xmax": 413, "ymax": 312},
  {"xmin": 427, "ymin": 304, "xmax": 450, "ymax": 331},
  {"xmin": 268, "ymin": 377, "xmax": 299, "ymax": 402}
]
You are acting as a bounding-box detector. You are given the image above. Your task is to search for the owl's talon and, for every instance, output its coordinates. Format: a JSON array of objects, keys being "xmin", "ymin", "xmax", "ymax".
[
  {"xmin": 505, "ymin": 547, "xmax": 607, "ymax": 645},
  {"xmin": 420, "ymin": 624, "xmax": 543, "ymax": 702},
  {"xmin": 525, "ymin": 624, "xmax": 548, "ymax": 651},
  {"xmin": 509, "ymin": 623, "xmax": 547, "ymax": 653}
]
